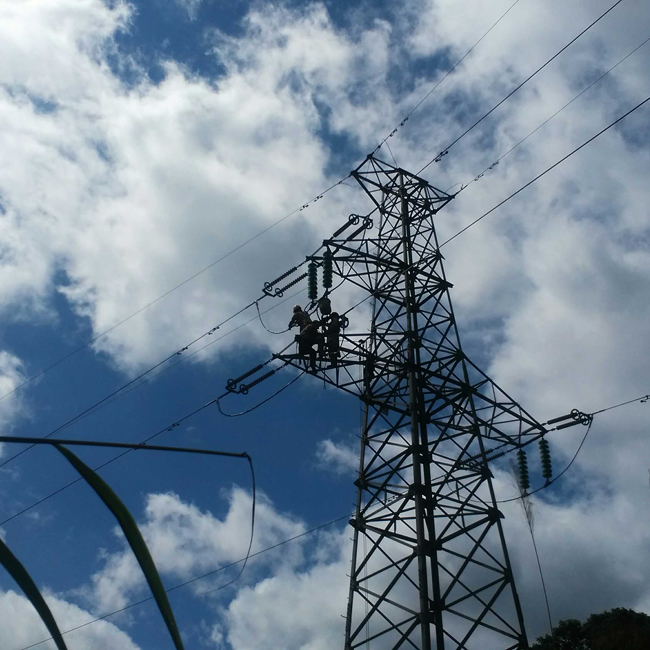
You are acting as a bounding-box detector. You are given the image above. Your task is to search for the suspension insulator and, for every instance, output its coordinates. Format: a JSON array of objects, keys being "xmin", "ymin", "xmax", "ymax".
[
  {"xmin": 322, "ymin": 249, "xmax": 333, "ymax": 289},
  {"xmin": 276, "ymin": 272, "xmax": 308, "ymax": 296},
  {"xmin": 516, "ymin": 449, "xmax": 530, "ymax": 492},
  {"xmin": 539, "ymin": 438, "xmax": 552, "ymax": 481},
  {"xmin": 226, "ymin": 363, "xmax": 265, "ymax": 391},
  {"xmin": 308, "ymin": 262, "xmax": 318, "ymax": 301}
]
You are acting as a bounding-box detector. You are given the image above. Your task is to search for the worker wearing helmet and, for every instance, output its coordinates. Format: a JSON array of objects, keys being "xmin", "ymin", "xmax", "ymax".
[
  {"xmin": 289, "ymin": 305, "xmax": 320, "ymax": 369},
  {"xmin": 317, "ymin": 295, "xmax": 332, "ymax": 316},
  {"xmin": 325, "ymin": 311, "xmax": 341, "ymax": 366},
  {"xmin": 288, "ymin": 305, "xmax": 311, "ymax": 331}
]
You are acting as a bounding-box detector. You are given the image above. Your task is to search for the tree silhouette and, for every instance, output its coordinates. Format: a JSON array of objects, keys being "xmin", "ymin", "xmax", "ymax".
[{"xmin": 531, "ymin": 608, "xmax": 650, "ymax": 650}]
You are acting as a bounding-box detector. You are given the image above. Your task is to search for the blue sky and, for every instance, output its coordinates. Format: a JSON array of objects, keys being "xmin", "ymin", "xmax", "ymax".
[{"xmin": 1, "ymin": 0, "xmax": 650, "ymax": 648}]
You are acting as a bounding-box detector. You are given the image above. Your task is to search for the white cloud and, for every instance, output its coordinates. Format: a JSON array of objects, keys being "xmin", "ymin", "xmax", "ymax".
[
  {"xmin": 222, "ymin": 528, "xmax": 350, "ymax": 650},
  {"xmin": 0, "ymin": 351, "xmax": 29, "ymax": 460},
  {"xmin": 0, "ymin": 0, "xmax": 385, "ymax": 374},
  {"xmin": 76, "ymin": 486, "xmax": 350, "ymax": 648},
  {"xmin": 84, "ymin": 487, "xmax": 305, "ymax": 614},
  {"xmin": 72, "ymin": 474, "xmax": 650, "ymax": 647},
  {"xmin": 0, "ymin": 588, "xmax": 140, "ymax": 650},
  {"xmin": 2, "ymin": 0, "xmax": 650, "ymax": 643},
  {"xmin": 315, "ymin": 438, "xmax": 358, "ymax": 475},
  {"xmin": 496, "ymin": 464, "xmax": 650, "ymax": 640}
]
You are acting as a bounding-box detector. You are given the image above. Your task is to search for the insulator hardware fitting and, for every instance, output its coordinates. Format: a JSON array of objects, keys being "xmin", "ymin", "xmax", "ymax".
[
  {"xmin": 539, "ymin": 438, "xmax": 552, "ymax": 481},
  {"xmin": 547, "ymin": 408, "xmax": 592, "ymax": 429},
  {"xmin": 516, "ymin": 449, "xmax": 530, "ymax": 492},
  {"xmin": 275, "ymin": 272, "xmax": 308, "ymax": 297},
  {"xmin": 263, "ymin": 266, "xmax": 299, "ymax": 296},
  {"xmin": 239, "ymin": 369, "xmax": 277, "ymax": 394},
  {"xmin": 307, "ymin": 262, "xmax": 318, "ymax": 301},
  {"xmin": 322, "ymin": 248, "xmax": 333, "ymax": 289},
  {"xmin": 226, "ymin": 363, "xmax": 265, "ymax": 392}
]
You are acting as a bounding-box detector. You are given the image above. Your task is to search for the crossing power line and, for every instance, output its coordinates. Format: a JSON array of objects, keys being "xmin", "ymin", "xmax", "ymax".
[
  {"xmin": 449, "ymin": 32, "xmax": 650, "ymax": 195},
  {"xmin": 14, "ymin": 388, "xmax": 648, "ymax": 650},
  {"xmin": 0, "ymin": 182, "xmax": 343, "ymax": 404},
  {"xmin": 0, "ymin": 257, "xmax": 320, "ymax": 471},
  {"xmin": 418, "ymin": 0, "xmax": 627, "ymax": 174},
  {"xmin": 0, "ymin": 0, "xmax": 527, "ymax": 406},
  {"xmin": 371, "ymin": 0, "xmax": 525, "ymax": 157},
  {"xmin": 4, "ymin": 86, "xmax": 648, "ymax": 537},
  {"xmin": 3, "ymin": 5, "xmax": 647, "ymax": 649},
  {"xmin": 439, "ymin": 92, "xmax": 650, "ymax": 247}
]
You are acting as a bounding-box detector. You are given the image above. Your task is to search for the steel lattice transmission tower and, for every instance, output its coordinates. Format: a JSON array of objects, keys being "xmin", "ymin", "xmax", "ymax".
[{"xmin": 226, "ymin": 155, "xmax": 551, "ymax": 650}]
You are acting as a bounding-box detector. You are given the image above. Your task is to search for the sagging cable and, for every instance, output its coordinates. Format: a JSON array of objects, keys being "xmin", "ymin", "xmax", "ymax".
[{"xmin": 255, "ymin": 301, "xmax": 290, "ymax": 335}]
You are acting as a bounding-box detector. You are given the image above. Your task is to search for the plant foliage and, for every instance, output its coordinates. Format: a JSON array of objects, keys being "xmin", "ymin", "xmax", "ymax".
[{"xmin": 531, "ymin": 608, "xmax": 650, "ymax": 650}]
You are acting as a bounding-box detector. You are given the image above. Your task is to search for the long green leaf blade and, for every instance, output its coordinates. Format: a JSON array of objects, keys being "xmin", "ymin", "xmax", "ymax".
[
  {"xmin": 55, "ymin": 444, "xmax": 184, "ymax": 650},
  {"xmin": 0, "ymin": 535, "xmax": 68, "ymax": 650}
]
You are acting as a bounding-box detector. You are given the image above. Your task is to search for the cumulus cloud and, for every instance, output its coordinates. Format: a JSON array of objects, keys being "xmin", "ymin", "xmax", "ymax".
[
  {"xmin": 315, "ymin": 438, "xmax": 358, "ymax": 475},
  {"xmin": 222, "ymin": 528, "xmax": 350, "ymax": 650},
  {"xmin": 0, "ymin": 0, "xmax": 386, "ymax": 374},
  {"xmin": 2, "ymin": 0, "xmax": 650, "ymax": 645},
  {"xmin": 84, "ymin": 487, "xmax": 304, "ymax": 614},
  {"xmin": 60, "ymin": 474, "xmax": 650, "ymax": 647},
  {"xmin": 496, "ymin": 463, "xmax": 650, "ymax": 640},
  {"xmin": 74, "ymin": 486, "xmax": 351, "ymax": 648},
  {"xmin": 0, "ymin": 588, "xmax": 140, "ymax": 650}
]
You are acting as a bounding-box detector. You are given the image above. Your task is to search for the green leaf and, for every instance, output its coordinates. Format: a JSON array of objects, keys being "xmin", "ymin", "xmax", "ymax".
[
  {"xmin": 55, "ymin": 444, "xmax": 184, "ymax": 650},
  {"xmin": 0, "ymin": 535, "xmax": 68, "ymax": 650}
]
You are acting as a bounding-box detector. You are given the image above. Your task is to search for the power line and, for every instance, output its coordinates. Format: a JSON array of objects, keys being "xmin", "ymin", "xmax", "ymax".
[
  {"xmin": 1, "ymin": 285, "xmax": 356, "ymax": 530},
  {"xmin": 0, "ymin": 436, "xmax": 249, "ymax": 459},
  {"xmin": 1, "ymin": 436, "xmax": 255, "ymax": 650},
  {"xmin": 0, "ymin": 260, "xmax": 316, "ymax": 471},
  {"xmin": 1, "ymin": 231, "xmax": 341, "ymax": 475},
  {"xmin": 0, "ymin": 0, "xmax": 626, "ymax": 450},
  {"xmin": 498, "ymin": 419, "xmax": 594, "ymax": 504},
  {"xmin": 510, "ymin": 391, "xmax": 649, "ymax": 507},
  {"xmin": 0, "ymin": 179, "xmax": 347, "ymax": 405},
  {"xmin": 510, "ymin": 459, "xmax": 554, "ymax": 634},
  {"xmin": 0, "ymin": 300, "xmax": 260, "ymax": 469},
  {"xmin": 0, "ymin": 399, "xmax": 219, "ymax": 528},
  {"xmin": 0, "ymin": 1, "xmax": 528, "ymax": 408},
  {"xmin": 216, "ymin": 370, "xmax": 305, "ymax": 418},
  {"xmin": 418, "ymin": 0, "xmax": 627, "ymax": 174},
  {"xmin": 67, "ymin": 290, "xmax": 307, "ymax": 426},
  {"xmin": 452, "ymin": 32, "xmax": 650, "ymax": 195},
  {"xmin": 0, "ymin": 293, "xmax": 310, "ymax": 529},
  {"xmin": 0, "ymin": 0, "xmax": 531, "ymax": 431},
  {"xmin": 529, "ymin": 520, "xmax": 554, "ymax": 632},
  {"xmin": 439, "ymin": 92, "xmax": 650, "ymax": 248},
  {"xmin": 591, "ymin": 392, "xmax": 650, "ymax": 415},
  {"xmin": 371, "ymin": 0, "xmax": 524, "ymax": 157},
  {"xmin": 5, "ymin": 75, "xmax": 649, "ymax": 611},
  {"xmin": 8, "ymin": 388, "xmax": 648, "ymax": 649}
]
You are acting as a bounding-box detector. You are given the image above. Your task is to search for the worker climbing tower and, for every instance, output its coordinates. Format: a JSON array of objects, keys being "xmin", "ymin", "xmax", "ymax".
[{"xmin": 225, "ymin": 155, "xmax": 553, "ymax": 649}]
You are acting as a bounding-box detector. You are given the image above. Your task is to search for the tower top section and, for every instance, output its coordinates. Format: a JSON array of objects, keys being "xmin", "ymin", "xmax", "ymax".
[{"xmin": 352, "ymin": 154, "xmax": 454, "ymax": 217}]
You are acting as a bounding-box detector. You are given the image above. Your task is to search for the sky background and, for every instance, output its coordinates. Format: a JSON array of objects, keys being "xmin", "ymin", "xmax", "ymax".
[{"xmin": 0, "ymin": 0, "xmax": 649, "ymax": 648}]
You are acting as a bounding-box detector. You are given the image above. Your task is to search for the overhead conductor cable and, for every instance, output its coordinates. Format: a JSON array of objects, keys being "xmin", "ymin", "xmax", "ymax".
[{"xmin": 418, "ymin": 0, "xmax": 627, "ymax": 174}]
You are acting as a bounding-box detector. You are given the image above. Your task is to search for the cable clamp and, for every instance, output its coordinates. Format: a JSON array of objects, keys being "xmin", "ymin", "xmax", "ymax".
[{"xmin": 547, "ymin": 409, "xmax": 592, "ymax": 429}]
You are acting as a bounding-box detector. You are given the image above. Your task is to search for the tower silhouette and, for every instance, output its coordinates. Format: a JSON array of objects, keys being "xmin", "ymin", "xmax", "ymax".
[{"xmin": 227, "ymin": 155, "xmax": 551, "ymax": 649}]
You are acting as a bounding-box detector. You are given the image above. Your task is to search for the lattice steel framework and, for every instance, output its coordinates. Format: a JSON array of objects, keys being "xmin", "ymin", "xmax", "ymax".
[{"xmin": 226, "ymin": 155, "xmax": 551, "ymax": 650}]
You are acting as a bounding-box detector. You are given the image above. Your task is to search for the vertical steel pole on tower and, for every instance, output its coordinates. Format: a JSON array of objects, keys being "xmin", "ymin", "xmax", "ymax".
[{"xmin": 401, "ymin": 173, "xmax": 433, "ymax": 650}]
